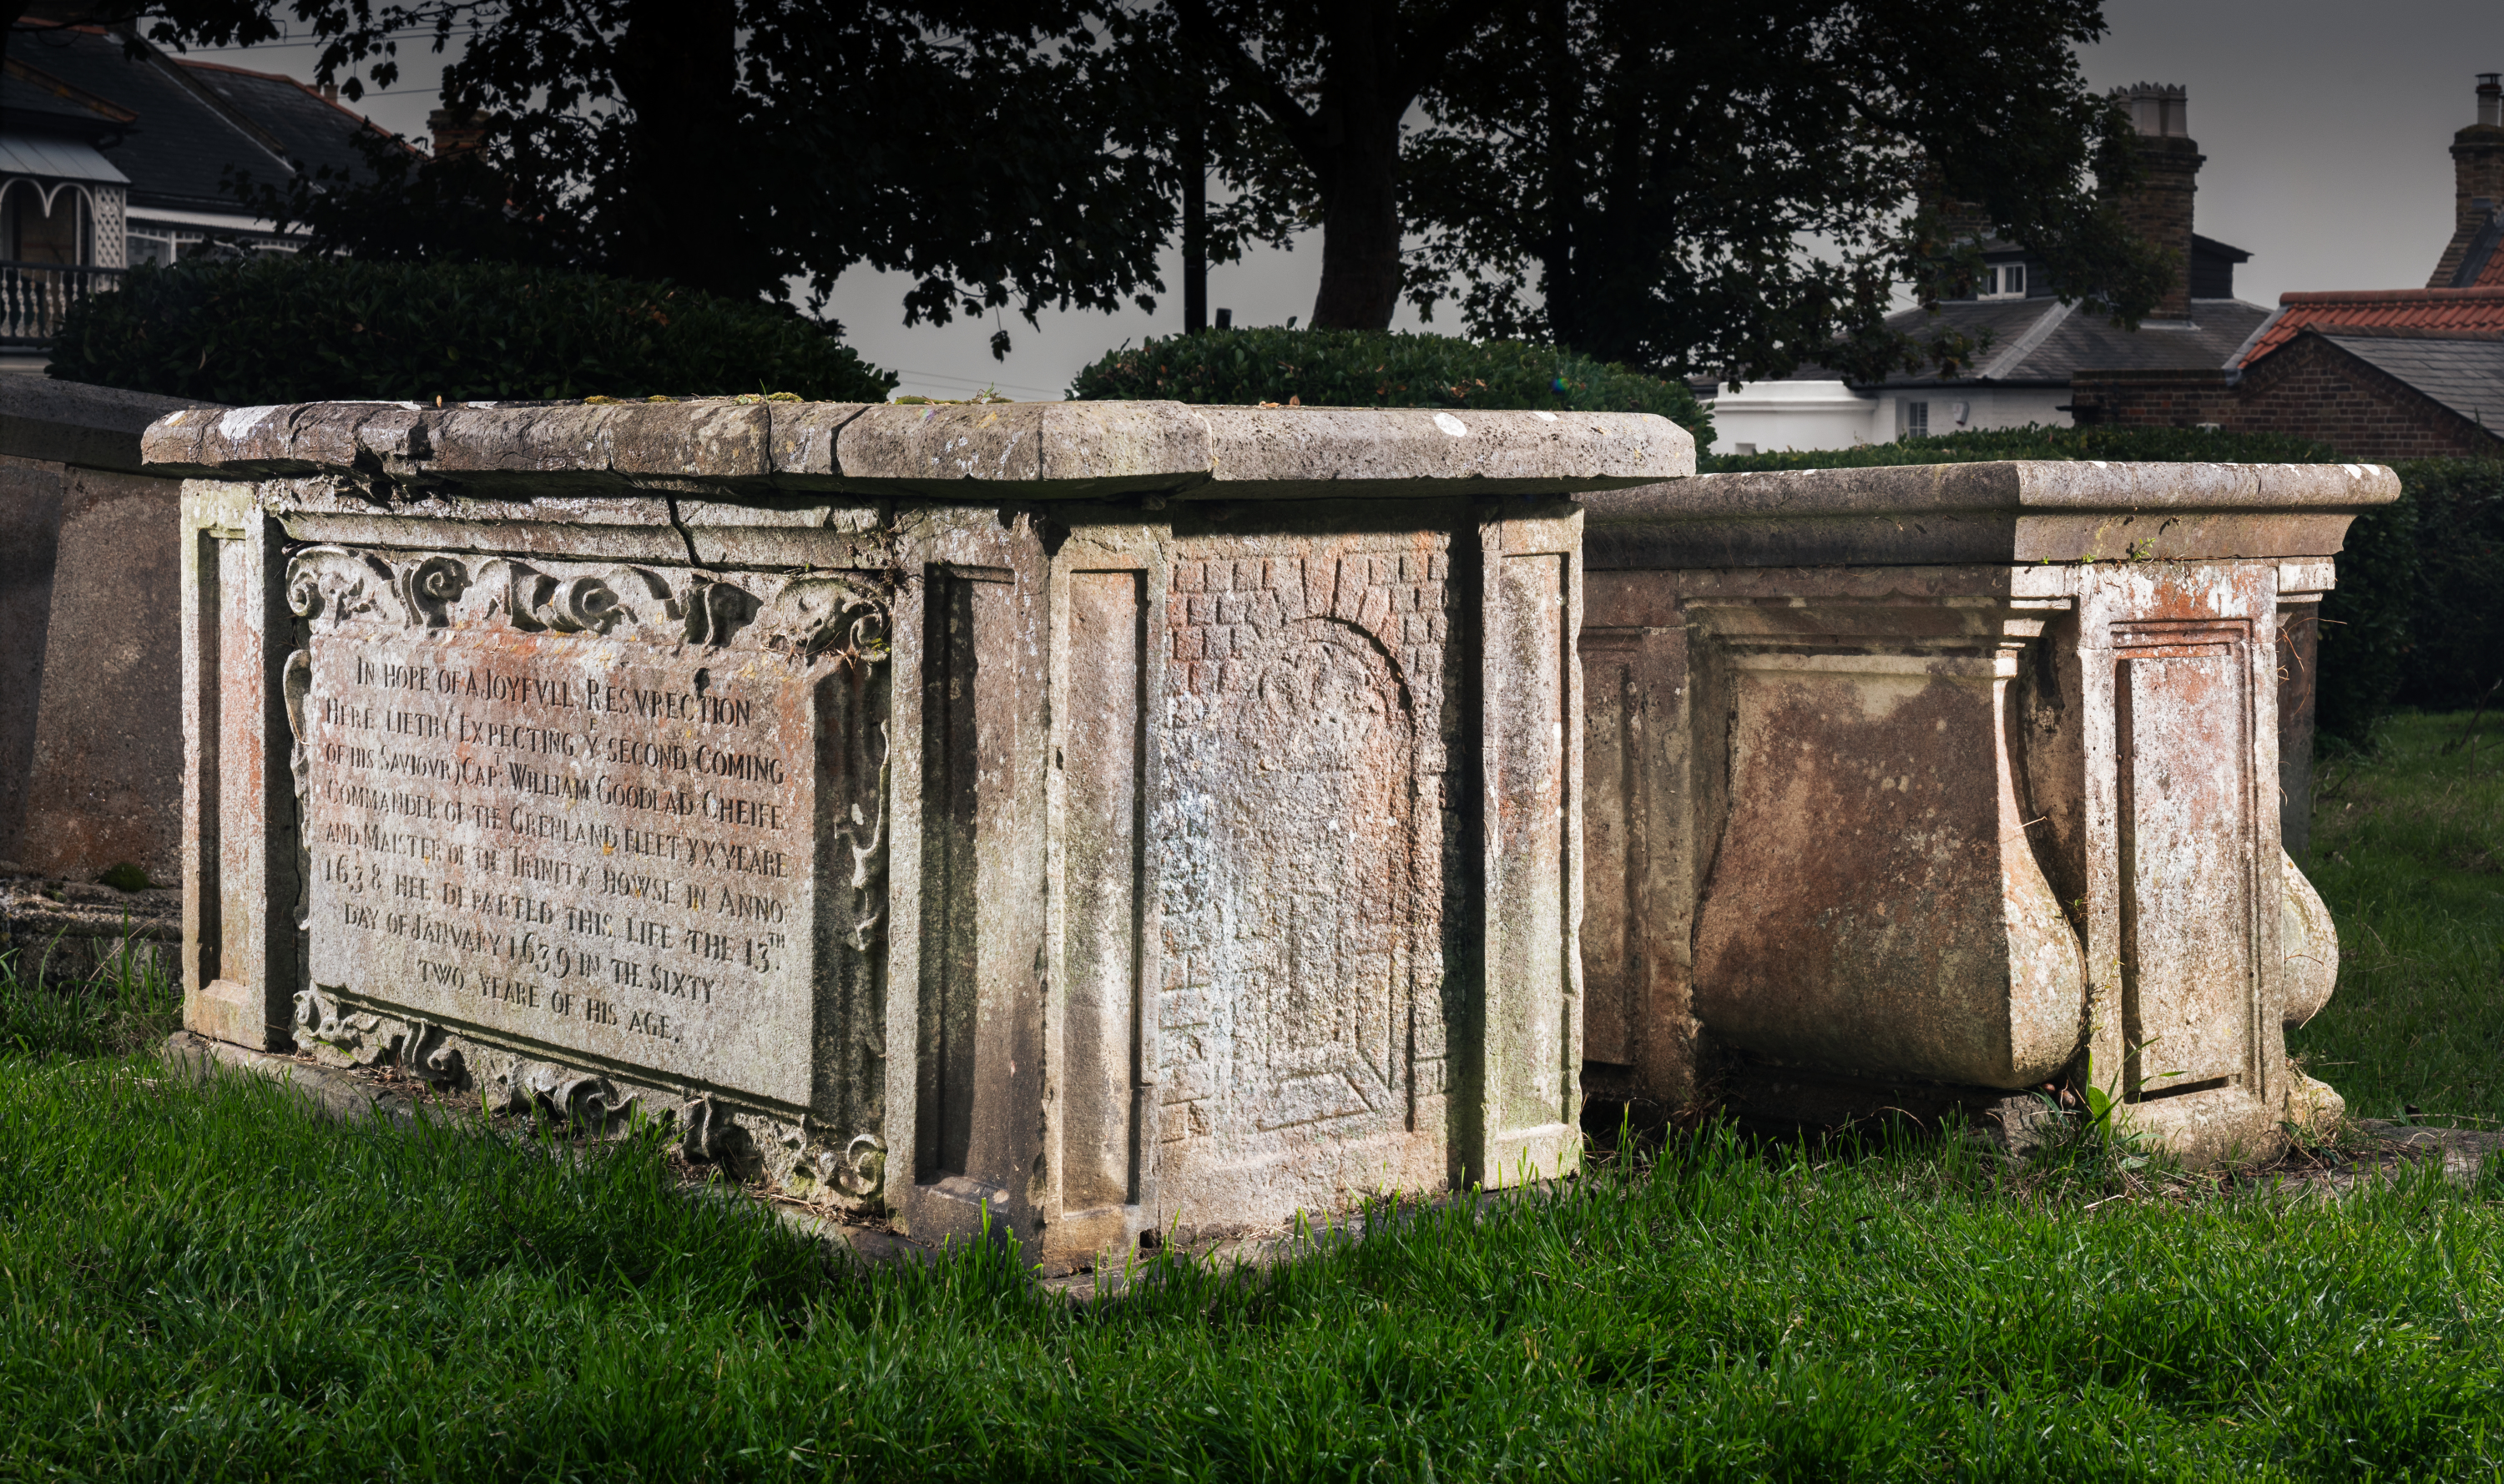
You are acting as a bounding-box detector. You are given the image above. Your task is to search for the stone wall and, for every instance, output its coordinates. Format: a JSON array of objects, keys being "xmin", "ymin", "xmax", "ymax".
[{"xmin": 1, "ymin": 378, "xmax": 217, "ymax": 972}]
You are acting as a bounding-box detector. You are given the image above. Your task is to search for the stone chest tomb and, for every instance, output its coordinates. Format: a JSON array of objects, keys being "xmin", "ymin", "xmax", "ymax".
[
  {"xmin": 147, "ymin": 398, "xmax": 1689, "ymax": 1262},
  {"xmin": 1576, "ymin": 461, "xmax": 2399, "ymax": 1159}
]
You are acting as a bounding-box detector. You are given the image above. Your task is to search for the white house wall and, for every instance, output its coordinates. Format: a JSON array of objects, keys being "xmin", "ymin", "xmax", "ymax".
[{"xmin": 1705, "ymin": 381, "xmax": 2076, "ymax": 455}]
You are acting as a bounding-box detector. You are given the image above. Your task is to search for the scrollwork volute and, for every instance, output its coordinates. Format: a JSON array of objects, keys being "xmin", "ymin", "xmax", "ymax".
[
  {"xmin": 397, "ymin": 554, "xmax": 471, "ymax": 627},
  {"xmin": 286, "ymin": 547, "xmax": 396, "ymax": 624},
  {"xmin": 761, "ymin": 576, "xmax": 890, "ymax": 670},
  {"xmin": 282, "ymin": 547, "xmax": 887, "ymax": 659}
]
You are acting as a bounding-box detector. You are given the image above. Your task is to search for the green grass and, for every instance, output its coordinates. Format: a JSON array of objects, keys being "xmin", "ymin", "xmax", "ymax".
[
  {"xmin": 0, "ymin": 1063, "xmax": 2498, "ymax": 1479},
  {"xmin": 2293, "ymin": 710, "xmax": 2504, "ymax": 1130},
  {"xmin": 0, "ymin": 728, "xmax": 2498, "ymax": 1480},
  {"xmin": 0, "ymin": 931, "xmax": 181, "ymax": 1061}
]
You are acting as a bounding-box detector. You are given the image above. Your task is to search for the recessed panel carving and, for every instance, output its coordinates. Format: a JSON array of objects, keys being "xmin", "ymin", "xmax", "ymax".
[
  {"xmin": 1158, "ymin": 546, "xmax": 1450, "ymax": 1154},
  {"xmin": 2115, "ymin": 624, "xmax": 2254, "ymax": 1095}
]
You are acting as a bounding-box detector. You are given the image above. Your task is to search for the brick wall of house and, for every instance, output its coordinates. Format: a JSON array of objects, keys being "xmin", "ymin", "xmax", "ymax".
[{"xmin": 2071, "ymin": 334, "xmax": 2503, "ymax": 461}]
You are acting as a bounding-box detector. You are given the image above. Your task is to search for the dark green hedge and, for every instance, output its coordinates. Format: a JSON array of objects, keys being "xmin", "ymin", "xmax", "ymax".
[
  {"xmin": 1700, "ymin": 423, "xmax": 2344, "ymax": 472},
  {"xmin": 48, "ymin": 257, "xmax": 896, "ymax": 405},
  {"xmin": 1070, "ymin": 327, "xmax": 1713, "ymax": 447},
  {"xmin": 1699, "ymin": 425, "xmax": 2504, "ymax": 751}
]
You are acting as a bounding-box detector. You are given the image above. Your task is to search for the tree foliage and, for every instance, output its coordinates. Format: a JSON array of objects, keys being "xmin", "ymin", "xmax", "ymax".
[
  {"xmin": 136, "ymin": 0, "xmax": 1189, "ymax": 351},
  {"xmin": 1405, "ymin": 0, "xmax": 2171, "ymax": 382}
]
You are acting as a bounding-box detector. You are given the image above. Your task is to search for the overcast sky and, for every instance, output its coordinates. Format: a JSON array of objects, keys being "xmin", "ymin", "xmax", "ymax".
[{"xmin": 189, "ymin": 0, "xmax": 2504, "ymax": 400}]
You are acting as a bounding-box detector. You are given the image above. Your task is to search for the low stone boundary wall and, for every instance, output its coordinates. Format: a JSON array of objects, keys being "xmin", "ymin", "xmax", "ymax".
[{"xmin": 144, "ymin": 396, "xmax": 1689, "ymax": 1262}]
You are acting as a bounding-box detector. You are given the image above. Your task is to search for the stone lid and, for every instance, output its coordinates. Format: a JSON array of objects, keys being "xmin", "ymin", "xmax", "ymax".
[
  {"xmin": 1583, "ymin": 460, "xmax": 2401, "ymax": 568},
  {"xmin": 3, "ymin": 377, "xmax": 224, "ymax": 475},
  {"xmin": 141, "ymin": 398, "xmax": 1693, "ymax": 500}
]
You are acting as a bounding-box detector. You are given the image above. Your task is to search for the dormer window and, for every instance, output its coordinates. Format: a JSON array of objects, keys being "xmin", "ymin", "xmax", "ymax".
[{"xmin": 1980, "ymin": 263, "xmax": 2027, "ymax": 300}]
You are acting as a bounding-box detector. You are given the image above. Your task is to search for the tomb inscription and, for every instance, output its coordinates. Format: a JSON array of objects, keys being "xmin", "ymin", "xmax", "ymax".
[{"xmin": 304, "ymin": 623, "xmax": 821, "ymax": 1108}]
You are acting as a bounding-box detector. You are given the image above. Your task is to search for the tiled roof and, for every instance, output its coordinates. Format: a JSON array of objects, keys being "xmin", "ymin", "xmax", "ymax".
[
  {"xmin": 2320, "ymin": 332, "xmax": 2504, "ymax": 432},
  {"xmin": 2234, "ymin": 287, "xmax": 2504, "ymax": 366}
]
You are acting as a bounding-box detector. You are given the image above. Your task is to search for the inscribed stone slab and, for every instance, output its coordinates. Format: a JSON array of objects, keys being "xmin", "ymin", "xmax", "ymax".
[{"xmin": 304, "ymin": 624, "xmax": 820, "ymax": 1108}]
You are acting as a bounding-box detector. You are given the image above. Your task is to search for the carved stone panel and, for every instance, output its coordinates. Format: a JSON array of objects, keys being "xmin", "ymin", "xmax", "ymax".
[
  {"xmin": 1155, "ymin": 542, "xmax": 1452, "ymax": 1204},
  {"xmin": 2114, "ymin": 621, "xmax": 2257, "ymax": 1097},
  {"xmin": 300, "ymin": 624, "xmax": 841, "ymax": 1109}
]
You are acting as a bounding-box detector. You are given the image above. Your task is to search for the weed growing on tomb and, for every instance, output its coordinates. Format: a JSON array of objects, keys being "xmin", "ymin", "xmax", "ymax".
[
  {"xmin": 2294, "ymin": 710, "xmax": 2504, "ymax": 1130},
  {"xmin": 5, "ymin": 1049, "xmax": 2502, "ymax": 1479}
]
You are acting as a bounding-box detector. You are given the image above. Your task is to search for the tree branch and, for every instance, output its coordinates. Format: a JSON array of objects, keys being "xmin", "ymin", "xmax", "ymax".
[{"xmin": 1169, "ymin": 0, "xmax": 1332, "ymax": 181}]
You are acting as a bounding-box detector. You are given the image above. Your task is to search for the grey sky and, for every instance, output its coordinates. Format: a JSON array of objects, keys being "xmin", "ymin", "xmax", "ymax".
[{"xmin": 189, "ymin": 1, "xmax": 2504, "ymax": 400}]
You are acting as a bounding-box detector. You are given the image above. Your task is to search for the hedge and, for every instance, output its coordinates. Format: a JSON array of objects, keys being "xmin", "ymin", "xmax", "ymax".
[
  {"xmin": 1069, "ymin": 327, "xmax": 1713, "ymax": 447},
  {"xmin": 1703, "ymin": 426, "xmax": 2503, "ymax": 751},
  {"xmin": 47, "ymin": 257, "xmax": 896, "ymax": 406}
]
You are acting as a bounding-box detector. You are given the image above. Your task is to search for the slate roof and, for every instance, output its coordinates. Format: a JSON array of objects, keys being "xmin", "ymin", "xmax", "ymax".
[
  {"xmin": 1840, "ymin": 295, "xmax": 2272, "ymax": 389},
  {"xmin": 2445, "ymin": 210, "xmax": 2504, "ymax": 289},
  {"xmin": 179, "ymin": 60, "xmax": 391, "ymax": 184},
  {"xmin": 2320, "ymin": 332, "xmax": 2504, "ymax": 431},
  {"xmin": 4, "ymin": 24, "xmax": 388, "ymax": 215},
  {"xmin": 2234, "ymin": 287, "xmax": 2504, "ymax": 366}
]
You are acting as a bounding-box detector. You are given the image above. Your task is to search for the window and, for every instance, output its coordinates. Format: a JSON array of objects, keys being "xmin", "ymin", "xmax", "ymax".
[
  {"xmin": 1979, "ymin": 263, "xmax": 2027, "ymax": 300},
  {"xmin": 1905, "ymin": 401, "xmax": 1929, "ymax": 437},
  {"xmin": 1733, "ymin": 442, "xmax": 1757, "ymax": 455}
]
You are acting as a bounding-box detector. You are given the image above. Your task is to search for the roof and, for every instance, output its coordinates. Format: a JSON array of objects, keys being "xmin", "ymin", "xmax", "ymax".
[
  {"xmin": 2451, "ymin": 211, "xmax": 2504, "ymax": 289},
  {"xmin": 2192, "ymin": 233, "xmax": 2251, "ymax": 266},
  {"xmin": 177, "ymin": 59, "xmax": 394, "ymax": 184},
  {"xmin": 2, "ymin": 24, "xmax": 390, "ymax": 217},
  {"xmin": 0, "ymin": 133, "xmax": 129, "ymax": 185},
  {"xmin": 3, "ymin": 53, "xmax": 137, "ymax": 135},
  {"xmin": 1851, "ymin": 295, "xmax": 2271, "ymax": 388},
  {"xmin": 2234, "ymin": 287, "xmax": 2504, "ymax": 366},
  {"xmin": 2318, "ymin": 331, "xmax": 2504, "ymax": 431}
]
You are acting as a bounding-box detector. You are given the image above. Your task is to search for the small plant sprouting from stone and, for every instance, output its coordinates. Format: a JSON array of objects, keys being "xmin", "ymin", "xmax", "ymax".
[{"xmin": 96, "ymin": 864, "xmax": 152, "ymax": 893}]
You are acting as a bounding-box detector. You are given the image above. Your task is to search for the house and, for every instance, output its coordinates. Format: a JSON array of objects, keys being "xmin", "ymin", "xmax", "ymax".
[
  {"xmin": 1705, "ymin": 83, "xmax": 2270, "ymax": 456},
  {"xmin": 3, "ymin": 13, "xmax": 395, "ymax": 369},
  {"xmin": 2069, "ymin": 75, "xmax": 2504, "ymax": 460}
]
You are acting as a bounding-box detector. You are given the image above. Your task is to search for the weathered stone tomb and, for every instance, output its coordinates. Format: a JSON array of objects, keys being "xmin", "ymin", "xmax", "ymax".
[
  {"xmin": 146, "ymin": 397, "xmax": 1689, "ymax": 1260},
  {"xmin": 1577, "ymin": 461, "xmax": 2397, "ymax": 1160}
]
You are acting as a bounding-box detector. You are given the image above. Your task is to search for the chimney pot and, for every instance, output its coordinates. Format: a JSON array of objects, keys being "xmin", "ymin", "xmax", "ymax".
[{"xmin": 2481, "ymin": 73, "xmax": 2502, "ymax": 128}]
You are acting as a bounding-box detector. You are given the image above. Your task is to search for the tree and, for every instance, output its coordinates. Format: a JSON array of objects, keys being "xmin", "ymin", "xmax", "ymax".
[
  {"xmin": 1401, "ymin": 0, "xmax": 2169, "ymax": 381},
  {"xmin": 127, "ymin": 0, "xmax": 1188, "ymax": 350},
  {"xmin": 1143, "ymin": 0, "xmax": 2163, "ymax": 371},
  {"xmin": 1165, "ymin": 0, "xmax": 1488, "ymax": 332}
]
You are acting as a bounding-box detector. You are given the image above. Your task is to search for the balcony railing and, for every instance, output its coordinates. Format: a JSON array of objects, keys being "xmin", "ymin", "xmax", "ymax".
[{"xmin": 1, "ymin": 261, "xmax": 125, "ymax": 347}]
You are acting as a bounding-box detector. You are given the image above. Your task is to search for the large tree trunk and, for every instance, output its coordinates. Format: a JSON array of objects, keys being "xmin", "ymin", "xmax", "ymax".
[
  {"xmin": 1305, "ymin": 6, "xmax": 1406, "ymax": 330},
  {"xmin": 612, "ymin": 0, "xmax": 767, "ymax": 298},
  {"xmin": 1308, "ymin": 125, "xmax": 1403, "ymax": 329}
]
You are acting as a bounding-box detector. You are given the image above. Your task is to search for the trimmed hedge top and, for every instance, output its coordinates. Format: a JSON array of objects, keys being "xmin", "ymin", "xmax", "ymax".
[
  {"xmin": 1071, "ymin": 327, "xmax": 1713, "ymax": 446},
  {"xmin": 47, "ymin": 256, "xmax": 896, "ymax": 406},
  {"xmin": 1701, "ymin": 423, "xmax": 2345, "ymax": 472}
]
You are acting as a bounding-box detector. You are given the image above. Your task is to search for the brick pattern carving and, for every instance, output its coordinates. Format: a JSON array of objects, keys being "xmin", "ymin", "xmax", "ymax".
[{"xmin": 1154, "ymin": 544, "xmax": 1456, "ymax": 1153}]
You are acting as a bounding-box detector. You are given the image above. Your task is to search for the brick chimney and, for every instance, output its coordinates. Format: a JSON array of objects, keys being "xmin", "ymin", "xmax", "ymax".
[
  {"xmin": 428, "ymin": 108, "xmax": 488, "ymax": 159},
  {"xmin": 2113, "ymin": 83, "xmax": 2201, "ymax": 320},
  {"xmin": 2429, "ymin": 73, "xmax": 2504, "ymax": 287}
]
